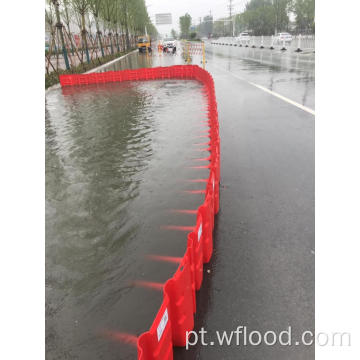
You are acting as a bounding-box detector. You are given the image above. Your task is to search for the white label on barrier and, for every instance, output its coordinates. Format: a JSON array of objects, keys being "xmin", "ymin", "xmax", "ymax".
[
  {"xmin": 198, "ymin": 223, "xmax": 203, "ymax": 242},
  {"xmin": 212, "ymin": 177, "xmax": 215, "ymax": 191},
  {"xmin": 157, "ymin": 308, "xmax": 168, "ymax": 342}
]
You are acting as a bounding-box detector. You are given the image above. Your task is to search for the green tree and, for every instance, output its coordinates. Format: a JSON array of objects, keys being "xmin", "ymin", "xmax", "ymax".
[
  {"xmin": 179, "ymin": 13, "xmax": 192, "ymax": 39},
  {"xmin": 129, "ymin": 0, "xmax": 148, "ymax": 35},
  {"xmin": 89, "ymin": 0, "xmax": 105, "ymax": 56},
  {"xmin": 237, "ymin": 0, "xmax": 291, "ymax": 35},
  {"xmin": 203, "ymin": 15, "xmax": 213, "ymax": 37},
  {"xmin": 146, "ymin": 23, "xmax": 158, "ymax": 37},
  {"xmin": 101, "ymin": 0, "xmax": 115, "ymax": 53},
  {"xmin": 45, "ymin": 3, "xmax": 56, "ymax": 46},
  {"xmin": 213, "ymin": 18, "xmax": 227, "ymax": 37},
  {"xmin": 118, "ymin": 0, "xmax": 131, "ymax": 49},
  {"xmin": 197, "ymin": 15, "xmax": 213, "ymax": 38},
  {"xmin": 51, "ymin": 0, "xmax": 70, "ymax": 69},
  {"xmin": 234, "ymin": 13, "xmax": 247, "ymax": 34},
  {"xmin": 71, "ymin": 0, "xmax": 91, "ymax": 63},
  {"xmin": 46, "ymin": 0, "xmax": 158, "ymax": 74},
  {"xmin": 171, "ymin": 29, "xmax": 177, "ymax": 39},
  {"xmin": 111, "ymin": 0, "xmax": 122, "ymax": 53},
  {"xmin": 45, "ymin": 2, "xmax": 57, "ymax": 73},
  {"xmin": 272, "ymin": 0, "xmax": 291, "ymax": 33},
  {"xmin": 60, "ymin": 0, "xmax": 73, "ymax": 37},
  {"xmin": 293, "ymin": 0, "xmax": 315, "ymax": 33},
  {"xmin": 242, "ymin": 0, "xmax": 276, "ymax": 35},
  {"xmin": 60, "ymin": 0, "xmax": 79, "ymax": 58}
]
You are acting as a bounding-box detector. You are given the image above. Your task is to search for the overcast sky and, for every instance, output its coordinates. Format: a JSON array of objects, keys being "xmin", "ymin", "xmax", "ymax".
[{"xmin": 146, "ymin": 0, "xmax": 248, "ymax": 37}]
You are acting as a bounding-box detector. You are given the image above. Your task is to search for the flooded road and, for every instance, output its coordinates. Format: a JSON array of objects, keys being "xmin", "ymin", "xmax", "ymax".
[
  {"xmin": 46, "ymin": 65, "xmax": 209, "ymax": 358},
  {"xmin": 46, "ymin": 43, "xmax": 314, "ymax": 359}
]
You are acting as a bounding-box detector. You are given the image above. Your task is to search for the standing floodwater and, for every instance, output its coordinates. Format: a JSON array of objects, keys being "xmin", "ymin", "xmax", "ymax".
[{"xmin": 46, "ymin": 78, "xmax": 209, "ymax": 359}]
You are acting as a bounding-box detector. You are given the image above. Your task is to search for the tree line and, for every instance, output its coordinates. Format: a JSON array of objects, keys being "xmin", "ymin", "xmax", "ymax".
[
  {"xmin": 180, "ymin": 0, "xmax": 314, "ymax": 39},
  {"xmin": 179, "ymin": 13, "xmax": 192, "ymax": 39},
  {"xmin": 234, "ymin": 0, "xmax": 314, "ymax": 36},
  {"xmin": 45, "ymin": 0, "xmax": 157, "ymax": 72}
]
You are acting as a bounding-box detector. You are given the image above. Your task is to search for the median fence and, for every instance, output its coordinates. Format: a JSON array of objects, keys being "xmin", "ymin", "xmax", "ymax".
[
  {"xmin": 59, "ymin": 65, "xmax": 220, "ymax": 360},
  {"xmin": 210, "ymin": 35, "xmax": 315, "ymax": 52}
]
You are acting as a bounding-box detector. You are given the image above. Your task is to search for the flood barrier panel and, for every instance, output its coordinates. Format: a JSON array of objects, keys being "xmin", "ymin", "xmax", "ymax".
[{"xmin": 59, "ymin": 65, "xmax": 220, "ymax": 359}]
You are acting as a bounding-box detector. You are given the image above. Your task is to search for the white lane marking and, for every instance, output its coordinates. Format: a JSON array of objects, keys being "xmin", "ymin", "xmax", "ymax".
[
  {"xmin": 248, "ymin": 81, "xmax": 315, "ymax": 116},
  {"xmin": 209, "ymin": 64, "xmax": 315, "ymax": 116}
]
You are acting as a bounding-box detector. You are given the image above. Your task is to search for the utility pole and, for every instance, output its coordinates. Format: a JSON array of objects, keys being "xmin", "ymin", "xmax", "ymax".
[{"xmin": 228, "ymin": 0, "xmax": 234, "ymax": 37}]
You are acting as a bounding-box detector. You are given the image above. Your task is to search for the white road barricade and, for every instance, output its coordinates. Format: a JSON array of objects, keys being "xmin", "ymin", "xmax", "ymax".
[
  {"xmin": 296, "ymin": 34, "xmax": 302, "ymax": 52},
  {"xmin": 208, "ymin": 35, "xmax": 314, "ymax": 52}
]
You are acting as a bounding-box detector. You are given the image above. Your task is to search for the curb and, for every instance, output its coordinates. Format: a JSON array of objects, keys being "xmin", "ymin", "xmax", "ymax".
[
  {"xmin": 46, "ymin": 49, "xmax": 137, "ymax": 94},
  {"xmin": 85, "ymin": 49, "xmax": 137, "ymax": 74}
]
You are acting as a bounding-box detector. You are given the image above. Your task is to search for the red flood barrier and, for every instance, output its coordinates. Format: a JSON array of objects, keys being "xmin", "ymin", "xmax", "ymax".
[
  {"xmin": 164, "ymin": 249, "xmax": 194, "ymax": 346},
  {"xmin": 138, "ymin": 297, "xmax": 173, "ymax": 360},
  {"xmin": 59, "ymin": 65, "xmax": 220, "ymax": 359}
]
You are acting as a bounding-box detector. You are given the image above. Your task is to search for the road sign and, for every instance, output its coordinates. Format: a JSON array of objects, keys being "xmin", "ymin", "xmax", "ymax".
[{"xmin": 155, "ymin": 13, "xmax": 172, "ymax": 25}]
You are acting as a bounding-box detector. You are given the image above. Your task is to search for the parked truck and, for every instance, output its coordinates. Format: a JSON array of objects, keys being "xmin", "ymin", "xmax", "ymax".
[{"xmin": 137, "ymin": 35, "xmax": 152, "ymax": 53}]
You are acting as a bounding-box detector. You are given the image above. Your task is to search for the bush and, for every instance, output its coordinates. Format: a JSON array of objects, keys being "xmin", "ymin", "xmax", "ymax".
[{"xmin": 190, "ymin": 32, "xmax": 197, "ymax": 40}]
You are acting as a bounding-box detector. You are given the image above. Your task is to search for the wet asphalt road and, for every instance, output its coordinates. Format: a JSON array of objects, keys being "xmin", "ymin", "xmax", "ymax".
[
  {"xmin": 205, "ymin": 42, "xmax": 315, "ymax": 110},
  {"xmin": 46, "ymin": 42, "xmax": 314, "ymax": 359},
  {"xmin": 176, "ymin": 43, "xmax": 314, "ymax": 359}
]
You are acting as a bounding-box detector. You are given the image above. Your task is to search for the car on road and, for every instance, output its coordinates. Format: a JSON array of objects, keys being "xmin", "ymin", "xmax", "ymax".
[
  {"xmin": 163, "ymin": 38, "xmax": 176, "ymax": 49},
  {"xmin": 236, "ymin": 32, "xmax": 250, "ymax": 44},
  {"xmin": 274, "ymin": 32, "xmax": 293, "ymax": 44},
  {"xmin": 162, "ymin": 38, "xmax": 176, "ymax": 53}
]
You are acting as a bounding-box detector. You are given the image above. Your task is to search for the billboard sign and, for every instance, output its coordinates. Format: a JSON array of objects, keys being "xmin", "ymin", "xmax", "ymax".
[{"xmin": 155, "ymin": 13, "xmax": 172, "ymax": 25}]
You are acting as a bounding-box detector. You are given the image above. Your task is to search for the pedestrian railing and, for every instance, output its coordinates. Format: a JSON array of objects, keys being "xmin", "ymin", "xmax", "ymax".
[
  {"xmin": 46, "ymin": 31, "xmax": 138, "ymax": 74},
  {"xmin": 59, "ymin": 65, "xmax": 220, "ymax": 360}
]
